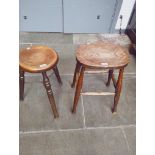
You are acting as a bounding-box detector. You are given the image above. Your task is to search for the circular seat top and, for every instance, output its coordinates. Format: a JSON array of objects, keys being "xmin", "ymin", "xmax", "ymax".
[
  {"xmin": 76, "ymin": 41, "xmax": 129, "ymax": 69},
  {"xmin": 19, "ymin": 46, "xmax": 58, "ymax": 72}
]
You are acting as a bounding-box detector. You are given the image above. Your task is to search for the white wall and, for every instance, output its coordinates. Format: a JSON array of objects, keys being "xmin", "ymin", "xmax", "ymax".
[{"xmin": 115, "ymin": 0, "xmax": 135, "ymax": 29}]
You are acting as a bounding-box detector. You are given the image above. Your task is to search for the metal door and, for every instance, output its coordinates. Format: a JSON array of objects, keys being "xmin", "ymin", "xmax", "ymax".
[
  {"xmin": 19, "ymin": 0, "xmax": 63, "ymax": 32},
  {"xmin": 63, "ymin": 0, "xmax": 122, "ymax": 33}
]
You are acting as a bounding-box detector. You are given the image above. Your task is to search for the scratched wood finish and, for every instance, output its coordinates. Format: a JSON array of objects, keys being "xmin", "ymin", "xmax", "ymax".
[
  {"xmin": 112, "ymin": 68, "xmax": 124, "ymax": 113},
  {"xmin": 106, "ymin": 69, "xmax": 114, "ymax": 86},
  {"xmin": 72, "ymin": 67, "xmax": 85, "ymax": 113},
  {"xmin": 112, "ymin": 73, "xmax": 117, "ymax": 88},
  {"xmin": 71, "ymin": 61, "xmax": 81, "ymax": 88},
  {"xmin": 76, "ymin": 41, "xmax": 129, "ymax": 69},
  {"xmin": 42, "ymin": 72, "xmax": 59, "ymax": 118},
  {"xmin": 19, "ymin": 46, "xmax": 58, "ymax": 73},
  {"xmin": 53, "ymin": 66, "xmax": 63, "ymax": 85},
  {"xmin": 81, "ymin": 92, "xmax": 115, "ymax": 96},
  {"xmin": 19, "ymin": 46, "xmax": 62, "ymax": 118},
  {"xmin": 72, "ymin": 41, "xmax": 129, "ymax": 114}
]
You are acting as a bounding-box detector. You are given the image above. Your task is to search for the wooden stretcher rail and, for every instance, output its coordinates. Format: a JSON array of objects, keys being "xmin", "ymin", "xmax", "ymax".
[
  {"xmin": 81, "ymin": 92, "xmax": 115, "ymax": 96},
  {"xmin": 85, "ymin": 70, "xmax": 108, "ymax": 74}
]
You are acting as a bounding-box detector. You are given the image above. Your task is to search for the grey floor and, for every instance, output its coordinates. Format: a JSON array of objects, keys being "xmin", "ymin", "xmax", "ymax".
[{"xmin": 19, "ymin": 33, "xmax": 136, "ymax": 155}]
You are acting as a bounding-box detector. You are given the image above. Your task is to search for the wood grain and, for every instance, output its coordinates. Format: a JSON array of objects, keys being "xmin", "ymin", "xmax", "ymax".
[
  {"xmin": 81, "ymin": 92, "xmax": 115, "ymax": 96},
  {"xmin": 19, "ymin": 46, "xmax": 58, "ymax": 73},
  {"xmin": 76, "ymin": 41, "xmax": 129, "ymax": 69}
]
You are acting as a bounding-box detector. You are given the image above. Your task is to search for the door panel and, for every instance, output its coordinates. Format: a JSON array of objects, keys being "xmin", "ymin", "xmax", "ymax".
[
  {"xmin": 19, "ymin": 0, "xmax": 63, "ymax": 32},
  {"xmin": 63, "ymin": 0, "xmax": 117, "ymax": 33},
  {"xmin": 19, "ymin": 0, "xmax": 121, "ymax": 33}
]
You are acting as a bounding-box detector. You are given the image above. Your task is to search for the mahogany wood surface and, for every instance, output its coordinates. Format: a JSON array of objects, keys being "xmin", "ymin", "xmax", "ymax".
[
  {"xmin": 71, "ymin": 61, "xmax": 81, "ymax": 88},
  {"xmin": 112, "ymin": 73, "xmax": 117, "ymax": 88},
  {"xmin": 19, "ymin": 46, "xmax": 58, "ymax": 73},
  {"xmin": 76, "ymin": 41, "xmax": 129, "ymax": 69},
  {"xmin": 106, "ymin": 69, "xmax": 114, "ymax": 87},
  {"xmin": 53, "ymin": 66, "xmax": 63, "ymax": 85},
  {"xmin": 42, "ymin": 72, "xmax": 59, "ymax": 118},
  {"xmin": 19, "ymin": 45, "xmax": 62, "ymax": 118},
  {"xmin": 112, "ymin": 68, "xmax": 124, "ymax": 113},
  {"xmin": 72, "ymin": 67, "xmax": 85, "ymax": 113},
  {"xmin": 72, "ymin": 41, "xmax": 129, "ymax": 114}
]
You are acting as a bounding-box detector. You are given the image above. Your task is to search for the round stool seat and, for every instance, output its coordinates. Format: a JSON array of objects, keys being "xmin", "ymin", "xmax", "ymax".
[
  {"xmin": 76, "ymin": 41, "xmax": 129, "ymax": 69},
  {"xmin": 19, "ymin": 46, "xmax": 58, "ymax": 72}
]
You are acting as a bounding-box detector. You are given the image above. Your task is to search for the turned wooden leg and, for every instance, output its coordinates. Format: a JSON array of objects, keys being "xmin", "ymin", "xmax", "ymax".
[
  {"xmin": 53, "ymin": 66, "xmax": 62, "ymax": 85},
  {"xmin": 106, "ymin": 69, "xmax": 114, "ymax": 86},
  {"xmin": 42, "ymin": 72, "xmax": 59, "ymax": 118},
  {"xmin": 72, "ymin": 66, "xmax": 85, "ymax": 113},
  {"xmin": 19, "ymin": 69, "xmax": 25, "ymax": 100},
  {"xmin": 112, "ymin": 68, "xmax": 124, "ymax": 113},
  {"xmin": 71, "ymin": 61, "xmax": 81, "ymax": 88}
]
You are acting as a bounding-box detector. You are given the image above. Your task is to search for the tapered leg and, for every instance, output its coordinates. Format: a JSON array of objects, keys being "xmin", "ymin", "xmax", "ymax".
[
  {"xmin": 42, "ymin": 72, "xmax": 59, "ymax": 118},
  {"xmin": 112, "ymin": 68, "xmax": 124, "ymax": 113},
  {"xmin": 53, "ymin": 66, "xmax": 62, "ymax": 84},
  {"xmin": 112, "ymin": 73, "xmax": 117, "ymax": 88},
  {"xmin": 71, "ymin": 61, "xmax": 81, "ymax": 88},
  {"xmin": 19, "ymin": 69, "xmax": 25, "ymax": 100},
  {"xmin": 72, "ymin": 66, "xmax": 85, "ymax": 113},
  {"xmin": 106, "ymin": 69, "xmax": 114, "ymax": 86}
]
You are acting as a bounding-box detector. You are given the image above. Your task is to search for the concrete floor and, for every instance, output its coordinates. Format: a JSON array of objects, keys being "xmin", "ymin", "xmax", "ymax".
[{"xmin": 19, "ymin": 33, "xmax": 136, "ymax": 155}]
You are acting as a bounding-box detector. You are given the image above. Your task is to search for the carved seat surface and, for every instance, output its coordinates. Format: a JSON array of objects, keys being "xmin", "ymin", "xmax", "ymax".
[
  {"xmin": 19, "ymin": 46, "xmax": 58, "ymax": 72},
  {"xmin": 76, "ymin": 41, "xmax": 129, "ymax": 68}
]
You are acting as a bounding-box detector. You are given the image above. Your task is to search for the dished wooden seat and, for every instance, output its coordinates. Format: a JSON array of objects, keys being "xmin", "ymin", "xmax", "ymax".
[
  {"xmin": 76, "ymin": 41, "xmax": 129, "ymax": 69},
  {"xmin": 19, "ymin": 46, "xmax": 58, "ymax": 73},
  {"xmin": 71, "ymin": 41, "xmax": 130, "ymax": 114}
]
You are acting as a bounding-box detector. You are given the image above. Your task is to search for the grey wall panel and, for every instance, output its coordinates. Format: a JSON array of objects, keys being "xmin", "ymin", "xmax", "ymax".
[
  {"xmin": 63, "ymin": 0, "xmax": 117, "ymax": 33},
  {"xmin": 20, "ymin": 0, "xmax": 63, "ymax": 32},
  {"xmin": 20, "ymin": 0, "xmax": 122, "ymax": 33}
]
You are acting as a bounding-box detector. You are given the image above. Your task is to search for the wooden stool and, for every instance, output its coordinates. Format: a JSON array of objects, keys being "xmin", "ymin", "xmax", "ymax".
[
  {"xmin": 19, "ymin": 46, "xmax": 62, "ymax": 118},
  {"xmin": 71, "ymin": 41, "xmax": 129, "ymax": 113}
]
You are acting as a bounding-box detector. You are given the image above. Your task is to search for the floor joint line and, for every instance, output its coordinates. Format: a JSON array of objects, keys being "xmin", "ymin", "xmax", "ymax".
[
  {"xmin": 81, "ymin": 95, "xmax": 86, "ymax": 129},
  {"xmin": 20, "ymin": 124, "xmax": 136, "ymax": 135},
  {"xmin": 120, "ymin": 127, "xmax": 131, "ymax": 152}
]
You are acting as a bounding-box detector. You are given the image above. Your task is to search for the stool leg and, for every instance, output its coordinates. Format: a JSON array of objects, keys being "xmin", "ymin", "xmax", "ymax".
[
  {"xmin": 42, "ymin": 72, "xmax": 59, "ymax": 118},
  {"xmin": 72, "ymin": 66, "xmax": 85, "ymax": 113},
  {"xmin": 19, "ymin": 70, "xmax": 25, "ymax": 100},
  {"xmin": 106, "ymin": 69, "xmax": 114, "ymax": 87},
  {"xmin": 112, "ymin": 68, "xmax": 124, "ymax": 113},
  {"xmin": 53, "ymin": 66, "xmax": 62, "ymax": 85},
  {"xmin": 71, "ymin": 61, "xmax": 81, "ymax": 88}
]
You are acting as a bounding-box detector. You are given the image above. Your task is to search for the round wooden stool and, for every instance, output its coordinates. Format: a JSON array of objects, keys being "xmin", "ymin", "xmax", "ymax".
[
  {"xmin": 71, "ymin": 41, "xmax": 129, "ymax": 113},
  {"xmin": 19, "ymin": 46, "xmax": 62, "ymax": 118}
]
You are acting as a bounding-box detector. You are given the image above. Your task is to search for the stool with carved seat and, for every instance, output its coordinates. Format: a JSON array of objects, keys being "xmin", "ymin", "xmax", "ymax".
[{"xmin": 71, "ymin": 41, "xmax": 129, "ymax": 114}]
